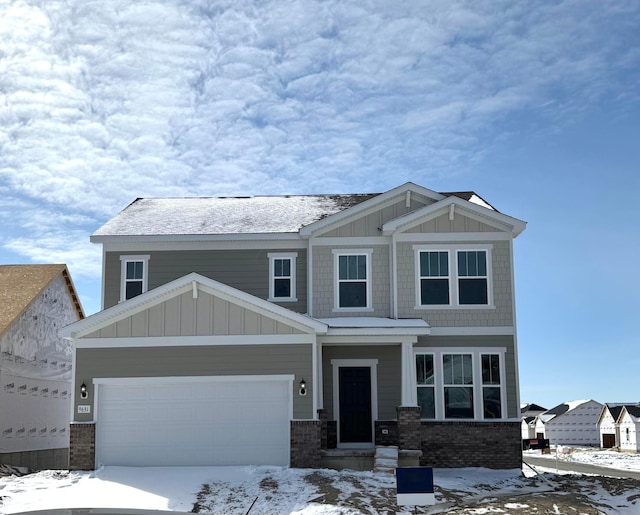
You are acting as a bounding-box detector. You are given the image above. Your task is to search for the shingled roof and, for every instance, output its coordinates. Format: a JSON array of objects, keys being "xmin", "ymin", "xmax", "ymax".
[
  {"xmin": 0, "ymin": 264, "xmax": 84, "ymax": 338},
  {"xmin": 91, "ymin": 189, "xmax": 495, "ymax": 239}
]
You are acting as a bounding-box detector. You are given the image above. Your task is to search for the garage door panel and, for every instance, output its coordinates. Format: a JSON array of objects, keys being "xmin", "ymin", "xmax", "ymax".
[{"xmin": 97, "ymin": 378, "xmax": 291, "ymax": 467}]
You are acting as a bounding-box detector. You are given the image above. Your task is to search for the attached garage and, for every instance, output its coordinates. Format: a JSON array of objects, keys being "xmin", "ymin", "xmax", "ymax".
[{"xmin": 95, "ymin": 376, "xmax": 292, "ymax": 467}]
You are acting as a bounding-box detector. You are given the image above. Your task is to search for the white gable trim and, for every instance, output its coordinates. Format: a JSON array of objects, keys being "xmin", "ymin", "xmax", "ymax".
[
  {"xmin": 300, "ymin": 182, "xmax": 444, "ymax": 238},
  {"xmin": 76, "ymin": 334, "xmax": 315, "ymax": 348},
  {"xmin": 60, "ymin": 272, "xmax": 328, "ymax": 339},
  {"xmin": 382, "ymin": 196, "xmax": 526, "ymax": 237}
]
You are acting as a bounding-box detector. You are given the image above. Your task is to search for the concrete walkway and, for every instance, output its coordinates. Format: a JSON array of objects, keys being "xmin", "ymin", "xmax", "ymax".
[{"xmin": 523, "ymin": 455, "xmax": 640, "ymax": 480}]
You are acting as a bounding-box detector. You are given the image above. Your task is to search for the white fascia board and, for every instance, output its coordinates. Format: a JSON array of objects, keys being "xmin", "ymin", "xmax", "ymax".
[
  {"xmin": 61, "ymin": 272, "xmax": 328, "ymax": 339},
  {"xmin": 76, "ymin": 334, "xmax": 316, "ymax": 348},
  {"xmin": 325, "ymin": 327, "xmax": 431, "ymax": 336},
  {"xmin": 382, "ymin": 196, "xmax": 527, "ymax": 238},
  {"xmin": 428, "ymin": 326, "xmax": 515, "ymax": 336},
  {"xmin": 299, "ymin": 182, "xmax": 444, "ymax": 238},
  {"xmin": 101, "ymin": 239, "xmax": 308, "ymax": 252},
  {"xmin": 90, "ymin": 232, "xmax": 302, "ymax": 244}
]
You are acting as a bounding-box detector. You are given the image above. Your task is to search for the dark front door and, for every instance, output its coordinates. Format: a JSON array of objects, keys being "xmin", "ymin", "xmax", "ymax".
[
  {"xmin": 339, "ymin": 367, "xmax": 372, "ymax": 444},
  {"xmin": 602, "ymin": 434, "xmax": 616, "ymax": 448}
]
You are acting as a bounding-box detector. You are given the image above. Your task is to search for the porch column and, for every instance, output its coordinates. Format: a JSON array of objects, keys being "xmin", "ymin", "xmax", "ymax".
[
  {"xmin": 315, "ymin": 340, "xmax": 323, "ymax": 411},
  {"xmin": 400, "ymin": 339, "xmax": 417, "ymax": 406}
]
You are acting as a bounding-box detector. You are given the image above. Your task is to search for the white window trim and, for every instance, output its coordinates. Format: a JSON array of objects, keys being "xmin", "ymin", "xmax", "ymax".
[
  {"xmin": 268, "ymin": 252, "xmax": 297, "ymax": 302},
  {"xmin": 413, "ymin": 244, "xmax": 494, "ymax": 309},
  {"xmin": 332, "ymin": 249, "xmax": 373, "ymax": 312},
  {"xmin": 414, "ymin": 347, "xmax": 506, "ymax": 421},
  {"xmin": 119, "ymin": 255, "xmax": 150, "ymax": 302}
]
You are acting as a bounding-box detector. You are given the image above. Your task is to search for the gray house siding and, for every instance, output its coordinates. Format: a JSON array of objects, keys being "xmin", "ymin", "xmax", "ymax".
[
  {"xmin": 396, "ymin": 239, "xmax": 514, "ymax": 327},
  {"xmin": 74, "ymin": 344, "xmax": 313, "ymax": 421},
  {"xmin": 103, "ymin": 249, "xmax": 308, "ymax": 312},
  {"xmin": 417, "ymin": 334, "xmax": 518, "ymax": 419},
  {"xmin": 319, "ymin": 196, "xmax": 435, "ymax": 238},
  {"xmin": 85, "ymin": 291, "xmax": 305, "ymax": 339},
  {"xmin": 321, "ymin": 345, "xmax": 401, "ymax": 420},
  {"xmin": 312, "ymin": 245, "xmax": 391, "ymax": 318}
]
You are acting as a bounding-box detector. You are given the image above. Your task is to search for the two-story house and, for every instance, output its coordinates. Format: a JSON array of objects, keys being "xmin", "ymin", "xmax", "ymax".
[{"xmin": 60, "ymin": 182, "xmax": 526, "ymax": 470}]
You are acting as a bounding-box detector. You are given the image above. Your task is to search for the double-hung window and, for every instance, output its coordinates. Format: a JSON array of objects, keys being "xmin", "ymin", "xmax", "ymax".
[
  {"xmin": 268, "ymin": 253, "xmax": 297, "ymax": 302},
  {"xmin": 414, "ymin": 245, "xmax": 492, "ymax": 307},
  {"xmin": 415, "ymin": 349, "xmax": 505, "ymax": 420},
  {"xmin": 481, "ymin": 354, "xmax": 502, "ymax": 418},
  {"xmin": 120, "ymin": 255, "xmax": 150, "ymax": 301},
  {"xmin": 458, "ymin": 251, "xmax": 488, "ymax": 305},
  {"xmin": 333, "ymin": 249, "xmax": 372, "ymax": 310},
  {"xmin": 416, "ymin": 354, "xmax": 435, "ymax": 419}
]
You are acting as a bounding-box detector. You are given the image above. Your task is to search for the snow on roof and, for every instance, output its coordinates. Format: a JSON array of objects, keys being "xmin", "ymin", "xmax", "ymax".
[
  {"xmin": 92, "ymin": 194, "xmax": 377, "ymax": 238},
  {"xmin": 92, "ymin": 189, "xmax": 494, "ymax": 239}
]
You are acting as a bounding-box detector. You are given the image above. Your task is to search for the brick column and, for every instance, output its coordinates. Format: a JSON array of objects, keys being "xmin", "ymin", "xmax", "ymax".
[
  {"xmin": 290, "ymin": 420, "xmax": 321, "ymax": 468},
  {"xmin": 317, "ymin": 409, "xmax": 328, "ymax": 450},
  {"xmin": 397, "ymin": 406, "xmax": 421, "ymax": 450},
  {"xmin": 69, "ymin": 423, "xmax": 95, "ymax": 470}
]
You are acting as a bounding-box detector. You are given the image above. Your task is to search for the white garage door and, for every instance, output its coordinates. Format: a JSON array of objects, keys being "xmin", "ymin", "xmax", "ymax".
[{"xmin": 96, "ymin": 376, "xmax": 292, "ymax": 467}]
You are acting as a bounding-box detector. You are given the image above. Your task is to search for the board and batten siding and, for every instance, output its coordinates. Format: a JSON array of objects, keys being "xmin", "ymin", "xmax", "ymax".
[
  {"xmin": 416, "ymin": 334, "xmax": 518, "ymax": 419},
  {"xmin": 321, "ymin": 345, "xmax": 401, "ymax": 421},
  {"xmin": 396, "ymin": 239, "xmax": 514, "ymax": 327},
  {"xmin": 74, "ymin": 344, "xmax": 313, "ymax": 421},
  {"xmin": 85, "ymin": 291, "xmax": 305, "ymax": 339},
  {"xmin": 311, "ymin": 245, "xmax": 391, "ymax": 318},
  {"xmin": 103, "ymin": 249, "xmax": 307, "ymax": 312}
]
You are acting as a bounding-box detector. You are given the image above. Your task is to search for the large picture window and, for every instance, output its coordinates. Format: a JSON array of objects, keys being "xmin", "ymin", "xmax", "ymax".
[
  {"xmin": 415, "ymin": 349, "xmax": 505, "ymax": 421},
  {"xmin": 333, "ymin": 250, "xmax": 372, "ymax": 310},
  {"xmin": 443, "ymin": 354, "xmax": 474, "ymax": 418},
  {"xmin": 120, "ymin": 255, "xmax": 150, "ymax": 301},
  {"xmin": 414, "ymin": 245, "xmax": 492, "ymax": 307},
  {"xmin": 268, "ymin": 253, "xmax": 297, "ymax": 302}
]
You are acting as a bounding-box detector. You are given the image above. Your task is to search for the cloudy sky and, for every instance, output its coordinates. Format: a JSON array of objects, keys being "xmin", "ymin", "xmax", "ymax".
[{"xmin": 1, "ymin": 0, "xmax": 638, "ymax": 408}]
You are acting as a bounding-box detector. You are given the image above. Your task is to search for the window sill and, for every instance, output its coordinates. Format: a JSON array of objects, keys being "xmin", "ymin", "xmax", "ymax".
[
  {"xmin": 268, "ymin": 297, "xmax": 298, "ymax": 303},
  {"xmin": 413, "ymin": 304, "xmax": 496, "ymax": 310},
  {"xmin": 332, "ymin": 307, "xmax": 374, "ymax": 313}
]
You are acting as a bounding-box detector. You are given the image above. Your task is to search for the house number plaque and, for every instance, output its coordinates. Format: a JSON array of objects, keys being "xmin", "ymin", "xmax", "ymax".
[{"xmin": 77, "ymin": 405, "xmax": 91, "ymax": 414}]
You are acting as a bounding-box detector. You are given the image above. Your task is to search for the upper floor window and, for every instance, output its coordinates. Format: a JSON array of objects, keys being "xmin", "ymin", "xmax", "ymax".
[
  {"xmin": 333, "ymin": 249, "xmax": 372, "ymax": 310},
  {"xmin": 120, "ymin": 255, "xmax": 150, "ymax": 301},
  {"xmin": 268, "ymin": 253, "xmax": 297, "ymax": 302},
  {"xmin": 415, "ymin": 348, "xmax": 505, "ymax": 420},
  {"xmin": 414, "ymin": 245, "xmax": 492, "ymax": 308}
]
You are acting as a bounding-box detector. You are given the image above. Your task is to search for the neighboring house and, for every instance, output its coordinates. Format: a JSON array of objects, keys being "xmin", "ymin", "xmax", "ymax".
[
  {"xmin": 521, "ymin": 403, "xmax": 546, "ymax": 440},
  {"xmin": 618, "ymin": 406, "xmax": 640, "ymax": 453},
  {"xmin": 597, "ymin": 404, "xmax": 626, "ymax": 448},
  {"xmin": 540, "ymin": 400, "xmax": 603, "ymax": 446},
  {"xmin": 0, "ymin": 265, "xmax": 84, "ymax": 469},
  {"xmin": 60, "ymin": 182, "xmax": 527, "ymax": 471}
]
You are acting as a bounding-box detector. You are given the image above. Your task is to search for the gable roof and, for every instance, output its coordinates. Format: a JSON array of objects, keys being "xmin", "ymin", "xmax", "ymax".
[
  {"xmin": 90, "ymin": 182, "xmax": 514, "ymax": 242},
  {"xmin": 521, "ymin": 403, "xmax": 547, "ymax": 414},
  {"xmin": 60, "ymin": 272, "xmax": 328, "ymax": 340},
  {"xmin": 0, "ymin": 264, "xmax": 84, "ymax": 339}
]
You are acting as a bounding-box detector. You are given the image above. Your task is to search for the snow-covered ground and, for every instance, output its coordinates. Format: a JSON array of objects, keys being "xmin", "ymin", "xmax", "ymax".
[{"xmin": 1, "ymin": 449, "xmax": 639, "ymax": 514}]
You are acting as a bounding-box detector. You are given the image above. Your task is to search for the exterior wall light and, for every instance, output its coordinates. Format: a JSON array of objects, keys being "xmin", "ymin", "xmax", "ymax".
[
  {"xmin": 80, "ymin": 382, "xmax": 88, "ymax": 399},
  {"xmin": 299, "ymin": 378, "xmax": 307, "ymax": 396}
]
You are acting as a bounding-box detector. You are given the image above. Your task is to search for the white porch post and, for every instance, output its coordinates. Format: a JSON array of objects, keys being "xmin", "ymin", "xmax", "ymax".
[
  {"xmin": 401, "ymin": 339, "xmax": 418, "ymax": 406},
  {"xmin": 315, "ymin": 340, "xmax": 323, "ymax": 411}
]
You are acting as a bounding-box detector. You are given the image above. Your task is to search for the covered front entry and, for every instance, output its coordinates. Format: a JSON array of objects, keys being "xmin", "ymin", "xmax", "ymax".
[
  {"xmin": 95, "ymin": 376, "xmax": 292, "ymax": 467},
  {"xmin": 332, "ymin": 359, "xmax": 378, "ymax": 447}
]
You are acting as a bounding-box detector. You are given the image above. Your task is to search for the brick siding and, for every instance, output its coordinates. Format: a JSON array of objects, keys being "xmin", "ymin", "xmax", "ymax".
[
  {"xmin": 290, "ymin": 420, "xmax": 321, "ymax": 468},
  {"xmin": 420, "ymin": 421, "xmax": 522, "ymax": 469},
  {"xmin": 397, "ymin": 406, "xmax": 422, "ymax": 450},
  {"xmin": 69, "ymin": 423, "xmax": 95, "ymax": 470}
]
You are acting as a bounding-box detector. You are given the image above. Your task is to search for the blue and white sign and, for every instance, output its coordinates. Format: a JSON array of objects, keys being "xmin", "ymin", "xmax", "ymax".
[{"xmin": 396, "ymin": 467, "xmax": 435, "ymax": 506}]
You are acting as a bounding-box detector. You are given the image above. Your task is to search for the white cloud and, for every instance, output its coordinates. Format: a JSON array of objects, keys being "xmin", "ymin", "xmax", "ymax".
[{"xmin": 0, "ymin": 0, "xmax": 638, "ymax": 281}]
